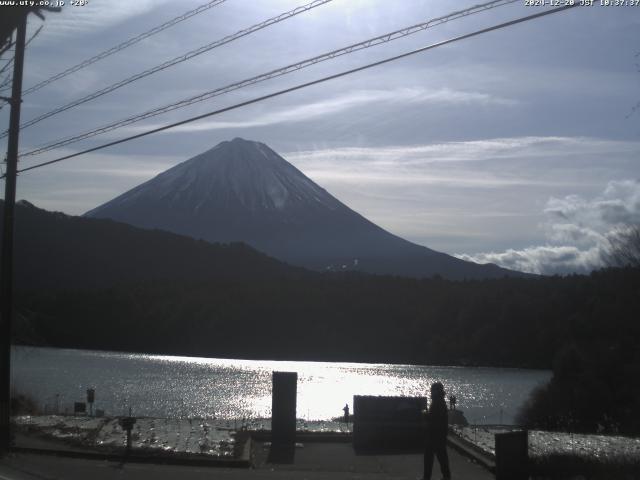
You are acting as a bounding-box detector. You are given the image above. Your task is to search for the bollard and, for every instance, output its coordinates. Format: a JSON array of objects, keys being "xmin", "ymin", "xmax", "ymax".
[
  {"xmin": 269, "ymin": 371, "xmax": 297, "ymax": 463},
  {"xmin": 271, "ymin": 371, "xmax": 297, "ymax": 445}
]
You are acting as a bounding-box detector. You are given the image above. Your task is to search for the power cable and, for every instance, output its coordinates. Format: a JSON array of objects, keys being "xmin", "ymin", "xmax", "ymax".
[
  {"xmin": 18, "ymin": 0, "xmax": 519, "ymax": 156},
  {"xmin": 0, "ymin": 25, "xmax": 42, "ymax": 80},
  {"xmin": 26, "ymin": 25, "xmax": 44, "ymax": 48},
  {"xmin": 0, "ymin": 39, "xmax": 12, "ymax": 58},
  {"xmin": 6, "ymin": 0, "xmax": 228, "ymax": 96},
  {"xmin": 8, "ymin": 4, "xmax": 579, "ymax": 177},
  {"xmin": 0, "ymin": 74, "xmax": 11, "ymax": 91},
  {"xmin": 4, "ymin": 0, "xmax": 334, "ymax": 136},
  {"xmin": 0, "ymin": 56, "xmax": 13, "ymax": 78}
]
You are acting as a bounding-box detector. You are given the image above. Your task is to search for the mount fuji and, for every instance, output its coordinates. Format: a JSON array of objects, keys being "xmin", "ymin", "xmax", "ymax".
[{"xmin": 85, "ymin": 138, "xmax": 517, "ymax": 279}]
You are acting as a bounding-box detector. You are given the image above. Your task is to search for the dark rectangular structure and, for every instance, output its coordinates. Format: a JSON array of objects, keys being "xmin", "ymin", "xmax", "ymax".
[
  {"xmin": 353, "ymin": 395, "xmax": 427, "ymax": 453},
  {"xmin": 495, "ymin": 430, "xmax": 528, "ymax": 480},
  {"xmin": 271, "ymin": 371, "xmax": 297, "ymax": 446}
]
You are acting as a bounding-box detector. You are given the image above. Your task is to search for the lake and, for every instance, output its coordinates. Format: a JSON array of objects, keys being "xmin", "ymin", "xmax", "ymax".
[{"xmin": 11, "ymin": 347, "xmax": 550, "ymax": 425}]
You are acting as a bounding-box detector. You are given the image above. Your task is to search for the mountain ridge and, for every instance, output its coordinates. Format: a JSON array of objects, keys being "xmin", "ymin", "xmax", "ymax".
[
  {"xmin": 1, "ymin": 199, "xmax": 305, "ymax": 291},
  {"xmin": 85, "ymin": 137, "xmax": 522, "ymax": 280}
]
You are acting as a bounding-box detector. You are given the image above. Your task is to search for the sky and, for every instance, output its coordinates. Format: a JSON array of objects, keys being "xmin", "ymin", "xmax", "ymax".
[{"xmin": 0, "ymin": 0, "xmax": 638, "ymax": 275}]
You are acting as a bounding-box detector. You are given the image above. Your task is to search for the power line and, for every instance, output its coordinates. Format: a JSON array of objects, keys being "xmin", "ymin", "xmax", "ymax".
[
  {"xmin": 18, "ymin": 0, "xmax": 519, "ymax": 157},
  {"xmin": 0, "ymin": 25, "xmax": 44, "ymax": 111},
  {"xmin": 0, "ymin": 39, "xmax": 12, "ymax": 58},
  {"xmin": 10, "ymin": 4, "xmax": 579, "ymax": 177},
  {"xmin": 0, "ymin": 73, "xmax": 11, "ymax": 91},
  {"xmin": 0, "ymin": 56, "xmax": 13, "ymax": 78},
  {"xmin": 8, "ymin": 0, "xmax": 228, "ymax": 97},
  {"xmin": 0, "ymin": 25, "xmax": 42, "ymax": 80},
  {"xmin": 4, "ymin": 0, "xmax": 334, "ymax": 136},
  {"xmin": 25, "ymin": 24, "xmax": 43, "ymax": 48}
]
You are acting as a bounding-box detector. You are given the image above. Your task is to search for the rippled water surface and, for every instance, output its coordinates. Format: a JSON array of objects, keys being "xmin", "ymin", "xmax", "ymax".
[{"xmin": 12, "ymin": 347, "xmax": 550, "ymax": 424}]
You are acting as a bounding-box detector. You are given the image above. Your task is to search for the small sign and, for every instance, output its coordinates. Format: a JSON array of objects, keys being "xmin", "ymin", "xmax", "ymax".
[
  {"xmin": 74, "ymin": 402, "xmax": 86, "ymax": 414},
  {"xmin": 119, "ymin": 417, "xmax": 137, "ymax": 430}
]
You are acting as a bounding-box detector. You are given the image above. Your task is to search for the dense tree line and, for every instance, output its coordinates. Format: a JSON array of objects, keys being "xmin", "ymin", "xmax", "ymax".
[{"xmin": 15, "ymin": 267, "xmax": 640, "ymax": 370}]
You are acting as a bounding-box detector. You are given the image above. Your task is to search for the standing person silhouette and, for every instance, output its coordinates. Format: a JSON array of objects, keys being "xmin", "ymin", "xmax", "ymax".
[
  {"xmin": 423, "ymin": 382, "xmax": 451, "ymax": 480},
  {"xmin": 343, "ymin": 404, "xmax": 350, "ymax": 424}
]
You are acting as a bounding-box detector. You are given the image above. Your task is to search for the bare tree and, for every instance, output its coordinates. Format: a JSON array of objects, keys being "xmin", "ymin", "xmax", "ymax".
[
  {"xmin": 607, "ymin": 225, "xmax": 640, "ymax": 268},
  {"xmin": 628, "ymin": 51, "xmax": 640, "ymax": 119}
]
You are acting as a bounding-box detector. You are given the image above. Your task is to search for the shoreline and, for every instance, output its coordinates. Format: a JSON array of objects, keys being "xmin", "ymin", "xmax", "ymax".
[{"xmin": 12, "ymin": 343, "xmax": 554, "ymax": 371}]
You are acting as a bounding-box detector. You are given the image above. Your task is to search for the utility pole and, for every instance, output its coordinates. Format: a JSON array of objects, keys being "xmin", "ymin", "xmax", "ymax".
[{"xmin": 0, "ymin": 11, "xmax": 27, "ymax": 454}]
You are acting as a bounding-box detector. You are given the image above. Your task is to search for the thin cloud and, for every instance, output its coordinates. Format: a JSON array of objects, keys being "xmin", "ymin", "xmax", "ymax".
[
  {"xmin": 18, "ymin": 147, "xmax": 178, "ymax": 179},
  {"xmin": 283, "ymin": 136, "xmax": 640, "ymax": 191},
  {"xmin": 300, "ymin": 168, "xmax": 559, "ymax": 189},
  {"xmin": 35, "ymin": 1, "xmax": 166, "ymax": 38},
  {"xmin": 123, "ymin": 87, "xmax": 516, "ymax": 134},
  {"xmin": 286, "ymin": 137, "xmax": 640, "ymax": 166}
]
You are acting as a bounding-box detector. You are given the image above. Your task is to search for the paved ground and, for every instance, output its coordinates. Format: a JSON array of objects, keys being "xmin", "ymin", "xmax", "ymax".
[{"xmin": 0, "ymin": 441, "xmax": 493, "ymax": 480}]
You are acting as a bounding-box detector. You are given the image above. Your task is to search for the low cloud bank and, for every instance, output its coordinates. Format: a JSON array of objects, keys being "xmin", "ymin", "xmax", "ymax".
[{"xmin": 456, "ymin": 180, "xmax": 640, "ymax": 275}]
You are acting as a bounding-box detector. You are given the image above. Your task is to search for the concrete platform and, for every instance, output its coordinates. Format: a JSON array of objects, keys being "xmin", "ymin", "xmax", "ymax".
[{"xmin": 0, "ymin": 440, "xmax": 494, "ymax": 479}]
